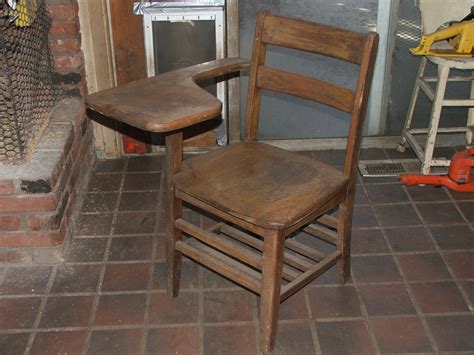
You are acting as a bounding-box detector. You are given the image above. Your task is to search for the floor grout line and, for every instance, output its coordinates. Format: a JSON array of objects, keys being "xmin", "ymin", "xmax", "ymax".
[
  {"xmin": 23, "ymin": 265, "xmax": 58, "ymax": 354},
  {"xmin": 140, "ymin": 160, "xmax": 167, "ymax": 354},
  {"xmin": 436, "ymin": 191, "xmax": 474, "ymax": 311},
  {"xmin": 81, "ymin": 156, "xmax": 129, "ymax": 355},
  {"xmin": 1, "ymin": 310, "xmax": 472, "ymax": 335},
  {"xmin": 2, "ymin": 278, "xmax": 473, "ymax": 299},
  {"xmin": 251, "ymin": 288, "xmax": 261, "ymax": 355},
  {"xmin": 419, "ymin": 187, "xmax": 474, "ymax": 313},
  {"xmin": 354, "ymin": 178, "xmax": 385, "ymax": 355},
  {"xmin": 394, "ymin": 184, "xmax": 446, "ymax": 353},
  {"xmin": 304, "ymin": 288, "xmax": 322, "ymax": 354},
  {"xmin": 2, "ymin": 151, "xmax": 473, "ymax": 354}
]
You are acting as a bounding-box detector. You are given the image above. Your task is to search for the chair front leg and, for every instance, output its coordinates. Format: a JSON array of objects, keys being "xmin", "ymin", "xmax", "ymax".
[
  {"xmin": 259, "ymin": 229, "xmax": 285, "ymax": 353},
  {"xmin": 166, "ymin": 187, "xmax": 182, "ymax": 298},
  {"xmin": 165, "ymin": 132, "xmax": 183, "ymax": 299},
  {"xmin": 337, "ymin": 197, "xmax": 354, "ymax": 284}
]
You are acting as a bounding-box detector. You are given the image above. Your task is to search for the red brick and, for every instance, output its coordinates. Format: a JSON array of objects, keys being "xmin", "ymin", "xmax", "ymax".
[
  {"xmin": 53, "ymin": 54, "xmax": 83, "ymax": 70},
  {"xmin": 53, "ymin": 156, "xmax": 73, "ymax": 201},
  {"xmin": 0, "ymin": 249, "xmax": 31, "ymax": 263},
  {"xmin": 68, "ymin": 131, "xmax": 93, "ymax": 191},
  {"xmin": 49, "ymin": 38, "xmax": 81, "ymax": 53},
  {"xmin": 0, "ymin": 194, "xmax": 57, "ymax": 213},
  {"xmin": 0, "ymin": 216, "xmax": 21, "ymax": 231},
  {"xmin": 28, "ymin": 189, "xmax": 70, "ymax": 231},
  {"xmin": 63, "ymin": 125, "xmax": 76, "ymax": 156},
  {"xmin": 0, "ymin": 214, "xmax": 68, "ymax": 247},
  {"xmin": 47, "ymin": 4, "xmax": 79, "ymax": 21},
  {"xmin": 78, "ymin": 79, "xmax": 88, "ymax": 96},
  {"xmin": 49, "ymin": 153, "xmax": 66, "ymax": 192},
  {"xmin": 0, "ymin": 180, "xmax": 15, "ymax": 195},
  {"xmin": 27, "ymin": 213, "xmax": 60, "ymax": 231},
  {"xmin": 54, "ymin": 118, "xmax": 87, "ymax": 191},
  {"xmin": 49, "ymin": 21, "xmax": 79, "ymax": 36},
  {"xmin": 0, "ymin": 230, "xmax": 61, "ymax": 247},
  {"xmin": 70, "ymin": 109, "xmax": 86, "ymax": 134}
]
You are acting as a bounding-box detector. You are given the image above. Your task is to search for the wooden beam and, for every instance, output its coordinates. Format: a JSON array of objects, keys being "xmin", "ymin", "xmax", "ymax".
[
  {"xmin": 285, "ymin": 239, "xmax": 325, "ymax": 262},
  {"xmin": 280, "ymin": 251, "xmax": 341, "ymax": 301},
  {"xmin": 176, "ymin": 239, "xmax": 261, "ymax": 294},
  {"xmin": 304, "ymin": 223, "xmax": 338, "ymax": 245},
  {"xmin": 220, "ymin": 224, "xmax": 313, "ymax": 271},
  {"xmin": 176, "ymin": 219, "xmax": 299, "ymax": 281}
]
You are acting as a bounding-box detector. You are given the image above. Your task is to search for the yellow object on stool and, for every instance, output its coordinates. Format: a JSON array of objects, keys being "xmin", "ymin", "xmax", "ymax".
[{"xmin": 410, "ymin": 20, "xmax": 474, "ymax": 58}]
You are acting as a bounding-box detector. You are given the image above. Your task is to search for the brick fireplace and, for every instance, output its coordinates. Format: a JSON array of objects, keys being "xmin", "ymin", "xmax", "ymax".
[
  {"xmin": 0, "ymin": 0, "xmax": 93, "ymax": 262},
  {"xmin": 48, "ymin": 0, "xmax": 85, "ymax": 96}
]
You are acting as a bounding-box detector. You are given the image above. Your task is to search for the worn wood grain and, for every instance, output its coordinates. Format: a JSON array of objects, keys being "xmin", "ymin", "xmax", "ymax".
[
  {"xmin": 176, "ymin": 239, "xmax": 262, "ymax": 293},
  {"xmin": 257, "ymin": 66, "xmax": 355, "ymax": 113},
  {"xmin": 261, "ymin": 14, "xmax": 367, "ymax": 64},
  {"xmin": 109, "ymin": 0, "xmax": 146, "ymax": 85},
  {"xmin": 170, "ymin": 11, "xmax": 378, "ymax": 353},
  {"xmin": 219, "ymin": 224, "xmax": 313, "ymax": 271},
  {"xmin": 166, "ymin": 131, "xmax": 183, "ymax": 298},
  {"xmin": 304, "ymin": 223, "xmax": 338, "ymax": 245},
  {"xmin": 86, "ymin": 58, "xmax": 250, "ymax": 133},
  {"xmin": 259, "ymin": 230, "xmax": 285, "ymax": 352},
  {"xmin": 173, "ymin": 141, "xmax": 349, "ymax": 229},
  {"xmin": 280, "ymin": 251, "xmax": 341, "ymax": 301},
  {"xmin": 109, "ymin": 0, "xmax": 151, "ymax": 152},
  {"xmin": 338, "ymin": 32, "xmax": 378, "ymax": 283},
  {"xmin": 244, "ymin": 10, "xmax": 269, "ymax": 141},
  {"xmin": 176, "ymin": 219, "xmax": 299, "ymax": 281}
]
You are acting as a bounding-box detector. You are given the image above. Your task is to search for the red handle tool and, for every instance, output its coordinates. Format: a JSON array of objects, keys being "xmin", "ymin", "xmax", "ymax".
[{"xmin": 399, "ymin": 148, "xmax": 474, "ymax": 192}]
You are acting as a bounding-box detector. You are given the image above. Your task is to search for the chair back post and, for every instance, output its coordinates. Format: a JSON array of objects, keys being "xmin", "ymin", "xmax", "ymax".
[
  {"xmin": 244, "ymin": 10, "xmax": 379, "ymax": 188},
  {"xmin": 244, "ymin": 11, "xmax": 269, "ymax": 141},
  {"xmin": 343, "ymin": 33, "xmax": 379, "ymax": 192},
  {"xmin": 418, "ymin": 0, "xmax": 472, "ymax": 34}
]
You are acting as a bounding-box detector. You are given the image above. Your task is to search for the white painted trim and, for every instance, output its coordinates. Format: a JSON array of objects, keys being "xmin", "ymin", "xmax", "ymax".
[
  {"xmin": 367, "ymin": 0, "xmax": 400, "ymax": 136},
  {"xmin": 143, "ymin": 15, "xmax": 155, "ymax": 77},
  {"xmin": 105, "ymin": 0, "xmax": 118, "ymax": 87},
  {"xmin": 214, "ymin": 9, "xmax": 227, "ymax": 144},
  {"xmin": 78, "ymin": 0, "xmax": 121, "ymax": 158}
]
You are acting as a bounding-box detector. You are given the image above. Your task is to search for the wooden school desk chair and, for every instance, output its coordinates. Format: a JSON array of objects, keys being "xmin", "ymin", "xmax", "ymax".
[{"xmin": 168, "ymin": 11, "xmax": 378, "ymax": 353}]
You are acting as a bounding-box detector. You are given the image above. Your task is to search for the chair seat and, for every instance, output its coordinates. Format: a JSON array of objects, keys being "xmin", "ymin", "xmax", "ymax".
[{"xmin": 174, "ymin": 141, "xmax": 349, "ymax": 229}]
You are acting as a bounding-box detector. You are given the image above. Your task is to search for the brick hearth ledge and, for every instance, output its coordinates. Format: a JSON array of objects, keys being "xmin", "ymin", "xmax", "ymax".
[{"xmin": 0, "ymin": 98, "xmax": 95, "ymax": 262}]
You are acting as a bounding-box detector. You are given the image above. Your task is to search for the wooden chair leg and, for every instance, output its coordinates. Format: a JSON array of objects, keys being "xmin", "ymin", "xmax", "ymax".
[
  {"xmin": 259, "ymin": 229, "xmax": 285, "ymax": 353},
  {"xmin": 337, "ymin": 199, "xmax": 354, "ymax": 284},
  {"xmin": 166, "ymin": 189, "xmax": 182, "ymax": 298},
  {"xmin": 165, "ymin": 132, "xmax": 183, "ymax": 298}
]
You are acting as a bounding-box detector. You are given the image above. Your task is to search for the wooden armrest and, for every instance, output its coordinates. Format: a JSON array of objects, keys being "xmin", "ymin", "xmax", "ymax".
[{"xmin": 85, "ymin": 58, "xmax": 250, "ymax": 133}]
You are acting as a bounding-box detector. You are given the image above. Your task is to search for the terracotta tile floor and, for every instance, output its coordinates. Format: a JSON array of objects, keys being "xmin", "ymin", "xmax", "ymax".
[{"xmin": 1, "ymin": 148, "xmax": 473, "ymax": 354}]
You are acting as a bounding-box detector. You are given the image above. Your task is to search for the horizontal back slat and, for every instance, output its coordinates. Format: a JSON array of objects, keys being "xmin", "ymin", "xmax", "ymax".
[
  {"xmin": 261, "ymin": 15, "xmax": 367, "ymax": 64},
  {"xmin": 257, "ymin": 66, "xmax": 355, "ymax": 113}
]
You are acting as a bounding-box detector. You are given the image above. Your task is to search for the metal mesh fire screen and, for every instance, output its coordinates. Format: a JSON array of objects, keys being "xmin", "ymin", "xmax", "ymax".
[{"xmin": 0, "ymin": 0, "xmax": 59, "ymax": 164}]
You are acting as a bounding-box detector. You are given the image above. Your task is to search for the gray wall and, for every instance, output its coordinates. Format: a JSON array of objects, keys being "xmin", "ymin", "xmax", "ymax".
[{"xmin": 239, "ymin": 0, "xmax": 378, "ymax": 139}]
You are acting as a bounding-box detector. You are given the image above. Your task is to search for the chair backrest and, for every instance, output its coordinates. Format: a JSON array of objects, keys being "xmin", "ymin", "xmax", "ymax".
[
  {"xmin": 419, "ymin": 0, "xmax": 473, "ymax": 34},
  {"xmin": 244, "ymin": 11, "xmax": 378, "ymax": 184}
]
